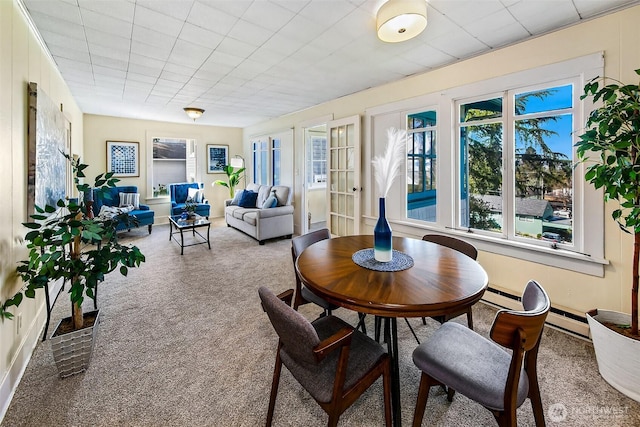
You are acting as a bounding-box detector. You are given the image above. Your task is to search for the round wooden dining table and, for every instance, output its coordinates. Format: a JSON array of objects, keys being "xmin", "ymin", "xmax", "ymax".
[{"xmin": 296, "ymin": 234, "xmax": 488, "ymax": 427}]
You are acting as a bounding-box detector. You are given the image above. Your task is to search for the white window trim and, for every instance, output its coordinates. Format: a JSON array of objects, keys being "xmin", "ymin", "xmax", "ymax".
[{"xmin": 365, "ymin": 52, "xmax": 606, "ymax": 276}]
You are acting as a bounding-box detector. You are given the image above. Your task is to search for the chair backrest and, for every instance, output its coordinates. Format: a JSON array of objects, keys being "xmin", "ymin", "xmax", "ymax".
[
  {"xmin": 490, "ymin": 280, "xmax": 550, "ymax": 351},
  {"xmin": 92, "ymin": 186, "xmax": 139, "ymax": 215},
  {"xmin": 292, "ymin": 228, "xmax": 331, "ymax": 259},
  {"xmin": 422, "ymin": 234, "xmax": 478, "ymax": 260},
  {"xmin": 258, "ymin": 286, "xmax": 320, "ymax": 365},
  {"xmin": 169, "ymin": 182, "xmax": 203, "ymax": 204}
]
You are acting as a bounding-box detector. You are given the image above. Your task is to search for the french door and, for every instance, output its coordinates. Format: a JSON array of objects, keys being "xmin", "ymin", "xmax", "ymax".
[{"xmin": 326, "ymin": 115, "xmax": 361, "ymax": 236}]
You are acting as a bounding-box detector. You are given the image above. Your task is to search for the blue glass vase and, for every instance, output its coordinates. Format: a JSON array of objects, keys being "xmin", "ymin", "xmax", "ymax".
[{"xmin": 374, "ymin": 197, "xmax": 392, "ymax": 262}]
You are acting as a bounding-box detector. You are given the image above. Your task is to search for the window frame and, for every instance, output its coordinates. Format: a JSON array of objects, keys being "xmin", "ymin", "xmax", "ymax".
[{"xmin": 367, "ymin": 53, "xmax": 606, "ymax": 276}]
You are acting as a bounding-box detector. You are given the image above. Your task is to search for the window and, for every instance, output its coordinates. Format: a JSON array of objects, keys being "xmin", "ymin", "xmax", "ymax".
[
  {"xmin": 152, "ymin": 137, "xmax": 196, "ymax": 196},
  {"xmin": 457, "ymin": 82, "xmax": 575, "ymax": 247},
  {"xmin": 252, "ymin": 136, "xmax": 281, "ymax": 185},
  {"xmin": 407, "ymin": 110, "xmax": 437, "ymax": 222},
  {"xmin": 307, "ymin": 130, "xmax": 327, "ymax": 188}
]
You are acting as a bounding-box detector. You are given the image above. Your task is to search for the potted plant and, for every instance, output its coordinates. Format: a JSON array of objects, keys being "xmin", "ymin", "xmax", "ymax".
[
  {"xmin": 0, "ymin": 154, "xmax": 145, "ymax": 377},
  {"xmin": 577, "ymin": 68, "xmax": 640, "ymax": 401},
  {"xmin": 183, "ymin": 197, "xmax": 198, "ymax": 219},
  {"xmin": 214, "ymin": 164, "xmax": 245, "ymax": 198}
]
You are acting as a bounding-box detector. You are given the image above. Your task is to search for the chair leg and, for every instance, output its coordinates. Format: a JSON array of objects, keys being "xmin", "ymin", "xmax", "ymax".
[
  {"xmin": 404, "ymin": 318, "xmax": 421, "ymax": 345},
  {"xmin": 412, "ymin": 372, "xmax": 433, "ymax": 427},
  {"xmin": 375, "ymin": 316, "xmax": 382, "ymax": 342},
  {"xmin": 466, "ymin": 308, "xmax": 474, "ymax": 330},
  {"xmin": 356, "ymin": 313, "xmax": 367, "ymax": 334},
  {"xmin": 446, "ymin": 386, "xmax": 455, "ymax": 402},
  {"xmin": 527, "ymin": 367, "xmax": 546, "ymax": 426},
  {"xmin": 266, "ymin": 351, "xmax": 283, "ymax": 427},
  {"xmin": 382, "ymin": 358, "xmax": 392, "ymax": 427},
  {"xmin": 421, "ymin": 317, "xmax": 426, "ymax": 325}
]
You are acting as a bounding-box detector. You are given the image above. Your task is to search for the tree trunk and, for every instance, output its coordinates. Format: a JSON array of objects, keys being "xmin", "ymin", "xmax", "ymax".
[
  {"xmin": 633, "ymin": 231, "xmax": 639, "ymax": 336},
  {"xmin": 71, "ymin": 212, "xmax": 84, "ymax": 330}
]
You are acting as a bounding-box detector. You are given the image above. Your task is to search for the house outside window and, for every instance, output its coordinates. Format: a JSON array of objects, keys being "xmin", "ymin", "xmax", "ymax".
[{"xmin": 457, "ymin": 82, "xmax": 575, "ymax": 245}]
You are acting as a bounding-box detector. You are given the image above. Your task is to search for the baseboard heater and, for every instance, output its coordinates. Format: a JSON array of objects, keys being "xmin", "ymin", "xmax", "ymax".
[{"xmin": 483, "ymin": 287, "xmax": 591, "ymax": 340}]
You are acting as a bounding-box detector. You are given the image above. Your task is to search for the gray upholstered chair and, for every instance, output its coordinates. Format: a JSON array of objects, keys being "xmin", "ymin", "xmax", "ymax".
[
  {"xmin": 411, "ymin": 280, "xmax": 550, "ymax": 427},
  {"xmin": 421, "ymin": 234, "xmax": 479, "ymax": 329},
  {"xmin": 291, "ymin": 228, "xmax": 339, "ymax": 317},
  {"xmin": 259, "ymin": 286, "xmax": 392, "ymax": 427}
]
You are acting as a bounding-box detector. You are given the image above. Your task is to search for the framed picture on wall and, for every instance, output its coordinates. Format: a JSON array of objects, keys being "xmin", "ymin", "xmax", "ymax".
[
  {"xmin": 107, "ymin": 141, "xmax": 139, "ymax": 177},
  {"xmin": 207, "ymin": 144, "xmax": 228, "ymax": 173}
]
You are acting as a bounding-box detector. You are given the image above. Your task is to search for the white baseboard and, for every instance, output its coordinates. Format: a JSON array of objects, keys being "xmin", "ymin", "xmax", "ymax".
[{"xmin": 0, "ymin": 306, "xmax": 45, "ymax": 423}]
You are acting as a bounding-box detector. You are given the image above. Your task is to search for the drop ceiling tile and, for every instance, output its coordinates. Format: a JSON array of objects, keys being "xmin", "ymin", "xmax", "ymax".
[
  {"xmin": 129, "ymin": 54, "xmax": 166, "ymax": 70},
  {"xmin": 39, "ymin": 30, "xmax": 88, "ymax": 53},
  {"xmin": 28, "ymin": 11, "xmax": 86, "ymax": 39},
  {"xmin": 85, "ymin": 28, "xmax": 131, "ymax": 51},
  {"xmin": 91, "ymin": 55, "xmax": 129, "ymax": 72},
  {"xmin": 134, "ymin": 4, "xmax": 185, "ymax": 37},
  {"xmin": 136, "ymin": 0, "xmax": 194, "ymax": 21},
  {"xmin": 25, "ymin": 0, "xmax": 82, "ymax": 25},
  {"xmin": 126, "ymin": 72, "xmax": 159, "ymax": 84},
  {"xmin": 89, "ymin": 44, "xmax": 130, "ymax": 62},
  {"xmin": 428, "ymin": 29, "xmax": 488, "ymax": 59},
  {"xmin": 168, "ymin": 40, "xmax": 213, "ymax": 69},
  {"xmin": 508, "ymin": 0, "xmax": 579, "ymax": 34},
  {"xmin": 201, "ymin": 51, "xmax": 244, "ymax": 69},
  {"xmin": 262, "ymin": 33, "xmax": 304, "ymax": 57},
  {"xmin": 158, "ymin": 70, "xmax": 191, "ymax": 84},
  {"xmin": 178, "ymin": 23, "xmax": 224, "ymax": 49},
  {"xmin": 93, "ymin": 65, "xmax": 127, "ymax": 79},
  {"xmin": 131, "ymin": 40, "xmax": 172, "ymax": 62},
  {"xmin": 187, "ymin": 2, "xmax": 237, "ymax": 36},
  {"xmin": 80, "ymin": 9, "xmax": 132, "ymax": 38},
  {"xmin": 297, "ymin": 0, "xmax": 359, "ymax": 26},
  {"xmin": 54, "ymin": 57, "xmax": 93, "ymax": 73},
  {"xmin": 48, "ymin": 45, "xmax": 90, "ymax": 63},
  {"xmin": 132, "ymin": 25, "xmax": 176, "ymax": 50},
  {"xmin": 241, "ymin": 1, "xmax": 295, "ymax": 31},
  {"xmin": 227, "ymin": 19, "xmax": 274, "ymax": 47},
  {"xmin": 429, "ymin": 0, "xmax": 504, "ymax": 27},
  {"xmin": 78, "ymin": 0, "xmax": 135, "ymax": 22},
  {"xmin": 128, "ymin": 62, "xmax": 163, "ymax": 78},
  {"xmin": 573, "ymin": 0, "xmax": 637, "ymax": 16}
]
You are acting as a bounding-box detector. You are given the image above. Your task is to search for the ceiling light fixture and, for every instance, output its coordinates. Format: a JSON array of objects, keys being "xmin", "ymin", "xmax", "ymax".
[
  {"xmin": 184, "ymin": 107, "xmax": 205, "ymax": 121},
  {"xmin": 376, "ymin": 0, "xmax": 427, "ymax": 43}
]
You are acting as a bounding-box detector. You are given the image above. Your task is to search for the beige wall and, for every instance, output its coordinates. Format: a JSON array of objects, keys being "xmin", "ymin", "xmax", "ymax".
[
  {"xmin": 0, "ymin": 0, "xmax": 84, "ymax": 417},
  {"xmin": 83, "ymin": 115, "xmax": 242, "ymax": 220},
  {"xmin": 244, "ymin": 6, "xmax": 640, "ymax": 325}
]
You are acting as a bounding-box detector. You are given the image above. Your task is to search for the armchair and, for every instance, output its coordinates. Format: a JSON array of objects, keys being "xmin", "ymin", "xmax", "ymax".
[{"xmin": 169, "ymin": 182, "xmax": 210, "ymax": 218}]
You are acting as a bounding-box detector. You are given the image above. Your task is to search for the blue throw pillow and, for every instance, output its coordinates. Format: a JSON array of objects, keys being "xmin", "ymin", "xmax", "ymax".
[
  {"xmin": 230, "ymin": 190, "xmax": 244, "ymax": 206},
  {"xmin": 238, "ymin": 190, "xmax": 258, "ymax": 208},
  {"xmin": 262, "ymin": 193, "xmax": 278, "ymax": 209}
]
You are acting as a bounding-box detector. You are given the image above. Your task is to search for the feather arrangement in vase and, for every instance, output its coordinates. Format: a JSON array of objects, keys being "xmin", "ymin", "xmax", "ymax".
[{"xmin": 372, "ymin": 127, "xmax": 406, "ymax": 261}]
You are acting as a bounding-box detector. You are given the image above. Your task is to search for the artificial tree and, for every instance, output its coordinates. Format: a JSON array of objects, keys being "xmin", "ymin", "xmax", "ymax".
[
  {"xmin": 214, "ymin": 164, "xmax": 245, "ymax": 198},
  {"xmin": 0, "ymin": 154, "xmax": 145, "ymax": 331},
  {"xmin": 577, "ymin": 69, "xmax": 640, "ymax": 337}
]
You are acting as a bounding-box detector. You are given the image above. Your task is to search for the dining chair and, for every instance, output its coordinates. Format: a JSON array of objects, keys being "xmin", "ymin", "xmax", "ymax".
[
  {"xmin": 421, "ymin": 234, "xmax": 478, "ymax": 329},
  {"xmin": 258, "ymin": 286, "xmax": 392, "ymax": 427},
  {"xmin": 291, "ymin": 228, "xmax": 338, "ymax": 316},
  {"xmin": 411, "ymin": 280, "xmax": 550, "ymax": 427}
]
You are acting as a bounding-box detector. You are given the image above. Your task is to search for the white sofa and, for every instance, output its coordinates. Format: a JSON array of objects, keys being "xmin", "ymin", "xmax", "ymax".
[{"xmin": 224, "ymin": 183, "xmax": 294, "ymax": 245}]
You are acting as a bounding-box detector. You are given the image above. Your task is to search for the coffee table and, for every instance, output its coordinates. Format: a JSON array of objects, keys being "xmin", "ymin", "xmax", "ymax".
[{"xmin": 169, "ymin": 215, "xmax": 211, "ymax": 255}]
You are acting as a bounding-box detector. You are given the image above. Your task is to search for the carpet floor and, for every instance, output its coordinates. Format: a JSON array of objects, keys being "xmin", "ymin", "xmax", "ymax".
[{"xmin": 2, "ymin": 221, "xmax": 640, "ymax": 426}]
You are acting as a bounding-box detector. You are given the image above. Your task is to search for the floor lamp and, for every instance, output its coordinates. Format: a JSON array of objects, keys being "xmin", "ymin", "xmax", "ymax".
[{"xmin": 230, "ymin": 155, "xmax": 245, "ymax": 189}]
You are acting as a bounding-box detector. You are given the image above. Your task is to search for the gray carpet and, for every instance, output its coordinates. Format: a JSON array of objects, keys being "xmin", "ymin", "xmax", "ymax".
[{"xmin": 2, "ymin": 221, "xmax": 640, "ymax": 426}]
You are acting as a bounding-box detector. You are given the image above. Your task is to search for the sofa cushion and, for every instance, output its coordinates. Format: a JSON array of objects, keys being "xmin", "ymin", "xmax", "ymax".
[
  {"xmin": 246, "ymin": 183, "xmax": 261, "ymax": 193},
  {"xmin": 272, "ymin": 186, "xmax": 290, "ymax": 207},
  {"xmin": 243, "ymin": 211, "xmax": 257, "ymax": 226},
  {"xmin": 256, "ymin": 185, "xmax": 272, "ymax": 208},
  {"xmin": 239, "ymin": 190, "xmax": 258, "ymax": 208}
]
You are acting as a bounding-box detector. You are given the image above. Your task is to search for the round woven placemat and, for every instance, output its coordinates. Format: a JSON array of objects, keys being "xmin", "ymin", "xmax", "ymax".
[{"xmin": 352, "ymin": 248, "xmax": 414, "ymax": 272}]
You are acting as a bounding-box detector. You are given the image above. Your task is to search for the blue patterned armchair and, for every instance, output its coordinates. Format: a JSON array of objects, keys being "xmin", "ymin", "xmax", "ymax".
[{"xmin": 169, "ymin": 182, "xmax": 210, "ymax": 218}]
